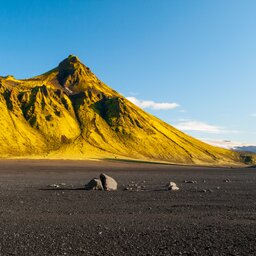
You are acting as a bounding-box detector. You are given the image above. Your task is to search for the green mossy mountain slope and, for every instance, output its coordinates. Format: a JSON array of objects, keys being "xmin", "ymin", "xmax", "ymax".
[{"xmin": 0, "ymin": 55, "xmax": 253, "ymax": 165}]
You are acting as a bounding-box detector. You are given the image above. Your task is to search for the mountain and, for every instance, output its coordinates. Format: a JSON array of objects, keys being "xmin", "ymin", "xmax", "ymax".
[
  {"xmin": 0, "ymin": 55, "xmax": 253, "ymax": 165},
  {"xmin": 202, "ymin": 139, "xmax": 256, "ymax": 152},
  {"xmin": 234, "ymin": 146, "xmax": 256, "ymax": 153}
]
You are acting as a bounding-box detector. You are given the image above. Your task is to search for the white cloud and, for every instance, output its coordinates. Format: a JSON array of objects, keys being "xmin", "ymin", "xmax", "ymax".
[
  {"xmin": 174, "ymin": 120, "xmax": 222, "ymax": 134},
  {"xmin": 126, "ymin": 96, "xmax": 179, "ymax": 110},
  {"xmin": 200, "ymin": 139, "xmax": 250, "ymax": 149},
  {"xmin": 173, "ymin": 120, "xmax": 240, "ymax": 134}
]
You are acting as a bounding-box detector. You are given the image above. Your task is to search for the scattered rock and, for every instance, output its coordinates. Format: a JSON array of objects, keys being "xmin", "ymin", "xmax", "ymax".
[
  {"xmin": 184, "ymin": 180, "xmax": 197, "ymax": 184},
  {"xmin": 167, "ymin": 182, "xmax": 179, "ymax": 191},
  {"xmin": 200, "ymin": 189, "xmax": 214, "ymax": 193},
  {"xmin": 100, "ymin": 173, "xmax": 118, "ymax": 191},
  {"xmin": 223, "ymin": 179, "xmax": 231, "ymax": 183},
  {"xmin": 124, "ymin": 187, "xmax": 133, "ymax": 191},
  {"xmin": 48, "ymin": 184, "xmax": 60, "ymax": 188},
  {"xmin": 124, "ymin": 182, "xmax": 148, "ymax": 191},
  {"xmin": 85, "ymin": 178, "xmax": 103, "ymax": 191},
  {"xmin": 203, "ymin": 180, "xmax": 206, "ymax": 183}
]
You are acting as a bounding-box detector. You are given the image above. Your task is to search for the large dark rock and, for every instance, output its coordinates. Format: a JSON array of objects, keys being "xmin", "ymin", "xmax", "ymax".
[{"xmin": 100, "ymin": 173, "xmax": 118, "ymax": 191}]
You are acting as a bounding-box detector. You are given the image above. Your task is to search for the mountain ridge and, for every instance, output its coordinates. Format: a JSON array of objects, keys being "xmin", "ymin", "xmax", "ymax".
[{"xmin": 0, "ymin": 55, "xmax": 254, "ymax": 166}]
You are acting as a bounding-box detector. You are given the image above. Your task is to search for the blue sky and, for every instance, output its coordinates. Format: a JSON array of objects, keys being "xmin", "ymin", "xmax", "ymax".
[{"xmin": 0, "ymin": 0, "xmax": 255, "ymax": 146}]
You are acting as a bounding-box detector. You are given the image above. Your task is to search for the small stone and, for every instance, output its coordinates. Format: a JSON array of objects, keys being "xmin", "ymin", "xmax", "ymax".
[
  {"xmin": 167, "ymin": 182, "xmax": 179, "ymax": 191},
  {"xmin": 184, "ymin": 180, "xmax": 197, "ymax": 184},
  {"xmin": 223, "ymin": 178, "xmax": 231, "ymax": 183},
  {"xmin": 49, "ymin": 184, "xmax": 60, "ymax": 188}
]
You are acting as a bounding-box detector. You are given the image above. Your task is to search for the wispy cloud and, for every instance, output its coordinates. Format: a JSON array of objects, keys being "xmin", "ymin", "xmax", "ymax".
[
  {"xmin": 174, "ymin": 120, "xmax": 222, "ymax": 133},
  {"xmin": 173, "ymin": 119, "xmax": 240, "ymax": 134},
  {"xmin": 126, "ymin": 96, "xmax": 179, "ymax": 110}
]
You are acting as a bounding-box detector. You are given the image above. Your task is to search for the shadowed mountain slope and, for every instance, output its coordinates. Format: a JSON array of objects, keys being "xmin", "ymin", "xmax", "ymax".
[{"xmin": 0, "ymin": 55, "xmax": 253, "ymax": 165}]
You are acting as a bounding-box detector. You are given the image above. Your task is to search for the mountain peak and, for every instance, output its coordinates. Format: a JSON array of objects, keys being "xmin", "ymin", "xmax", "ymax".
[
  {"xmin": 57, "ymin": 55, "xmax": 89, "ymax": 92},
  {"xmin": 58, "ymin": 55, "xmax": 81, "ymax": 68},
  {"xmin": 66, "ymin": 54, "xmax": 81, "ymax": 63}
]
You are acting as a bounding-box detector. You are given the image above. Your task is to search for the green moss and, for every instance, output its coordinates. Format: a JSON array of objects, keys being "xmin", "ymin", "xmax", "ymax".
[
  {"xmin": 240, "ymin": 154, "xmax": 253, "ymax": 164},
  {"xmin": 45, "ymin": 114, "xmax": 53, "ymax": 121},
  {"xmin": 3, "ymin": 90, "xmax": 14, "ymax": 111},
  {"xmin": 29, "ymin": 116, "xmax": 37, "ymax": 126},
  {"xmin": 54, "ymin": 110, "xmax": 61, "ymax": 117}
]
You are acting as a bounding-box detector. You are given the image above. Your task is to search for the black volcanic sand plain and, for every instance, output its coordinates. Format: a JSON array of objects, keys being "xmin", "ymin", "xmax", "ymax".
[{"xmin": 0, "ymin": 160, "xmax": 255, "ymax": 256}]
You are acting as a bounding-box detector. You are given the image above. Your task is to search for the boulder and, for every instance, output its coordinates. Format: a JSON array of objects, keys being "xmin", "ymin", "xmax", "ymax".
[
  {"xmin": 167, "ymin": 181, "xmax": 179, "ymax": 191},
  {"xmin": 100, "ymin": 173, "xmax": 118, "ymax": 191},
  {"xmin": 85, "ymin": 178, "xmax": 103, "ymax": 190}
]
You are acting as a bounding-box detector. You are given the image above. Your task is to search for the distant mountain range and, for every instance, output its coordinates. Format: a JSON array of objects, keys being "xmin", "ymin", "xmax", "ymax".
[
  {"xmin": 202, "ymin": 139, "xmax": 256, "ymax": 154},
  {"xmin": 234, "ymin": 146, "xmax": 256, "ymax": 153},
  {"xmin": 0, "ymin": 55, "xmax": 254, "ymax": 165}
]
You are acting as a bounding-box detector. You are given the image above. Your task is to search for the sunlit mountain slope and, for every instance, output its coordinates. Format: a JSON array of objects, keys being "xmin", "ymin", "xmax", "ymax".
[{"xmin": 0, "ymin": 55, "xmax": 252, "ymax": 165}]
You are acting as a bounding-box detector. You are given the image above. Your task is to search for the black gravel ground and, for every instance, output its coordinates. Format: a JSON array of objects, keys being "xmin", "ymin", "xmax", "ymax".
[{"xmin": 0, "ymin": 160, "xmax": 255, "ymax": 256}]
